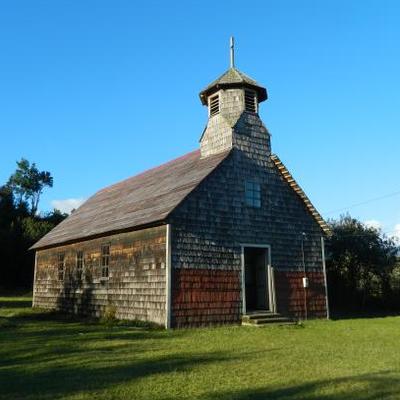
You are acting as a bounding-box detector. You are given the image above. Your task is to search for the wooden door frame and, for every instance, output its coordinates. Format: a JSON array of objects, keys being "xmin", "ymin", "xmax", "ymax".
[{"xmin": 240, "ymin": 244, "xmax": 276, "ymax": 315}]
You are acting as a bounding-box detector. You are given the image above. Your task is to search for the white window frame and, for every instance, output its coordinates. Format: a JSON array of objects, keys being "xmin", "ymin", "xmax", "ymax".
[{"xmin": 240, "ymin": 244, "xmax": 276, "ymax": 315}]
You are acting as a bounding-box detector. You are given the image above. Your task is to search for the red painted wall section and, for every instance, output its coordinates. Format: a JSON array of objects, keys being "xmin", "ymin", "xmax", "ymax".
[
  {"xmin": 274, "ymin": 271, "xmax": 327, "ymax": 319},
  {"xmin": 172, "ymin": 268, "xmax": 241, "ymax": 327}
]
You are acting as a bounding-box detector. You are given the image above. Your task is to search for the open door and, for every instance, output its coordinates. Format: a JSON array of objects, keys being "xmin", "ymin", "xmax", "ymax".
[{"xmin": 244, "ymin": 247, "xmax": 271, "ymax": 312}]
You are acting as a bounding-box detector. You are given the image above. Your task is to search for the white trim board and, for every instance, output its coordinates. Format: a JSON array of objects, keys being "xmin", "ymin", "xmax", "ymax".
[{"xmin": 240, "ymin": 244, "xmax": 275, "ymax": 315}]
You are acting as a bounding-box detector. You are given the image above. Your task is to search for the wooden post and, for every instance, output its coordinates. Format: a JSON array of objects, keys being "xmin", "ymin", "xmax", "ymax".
[
  {"xmin": 165, "ymin": 224, "xmax": 172, "ymax": 329},
  {"xmin": 32, "ymin": 251, "xmax": 38, "ymax": 308},
  {"xmin": 270, "ymin": 267, "xmax": 277, "ymax": 313},
  {"xmin": 240, "ymin": 246, "xmax": 246, "ymax": 316},
  {"xmin": 321, "ymin": 236, "xmax": 330, "ymax": 319}
]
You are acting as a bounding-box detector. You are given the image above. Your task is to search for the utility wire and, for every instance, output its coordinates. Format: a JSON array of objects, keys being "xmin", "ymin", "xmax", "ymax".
[
  {"xmin": 323, "ymin": 190, "xmax": 400, "ymax": 216},
  {"xmin": 340, "ymin": 229, "xmax": 398, "ymax": 236}
]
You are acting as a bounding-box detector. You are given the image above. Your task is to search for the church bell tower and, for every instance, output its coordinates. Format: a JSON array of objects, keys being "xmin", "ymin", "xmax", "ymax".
[{"xmin": 199, "ymin": 37, "xmax": 270, "ymax": 158}]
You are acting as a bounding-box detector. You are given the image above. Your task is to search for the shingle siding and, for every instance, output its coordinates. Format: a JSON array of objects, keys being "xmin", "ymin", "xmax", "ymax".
[
  {"xmin": 31, "ymin": 66, "xmax": 328, "ymax": 329},
  {"xmin": 172, "ymin": 268, "xmax": 241, "ymax": 327},
  {"xmin": 33, "ymin": 225, "xmax": 167, "ymax": 325},
  {"xmin": 169, "ymin": 113, "xmax": 327, "ymax": 327},
  {"xmin": 274, "ymin": 271, "xmax": 327, "ymax": 318}
]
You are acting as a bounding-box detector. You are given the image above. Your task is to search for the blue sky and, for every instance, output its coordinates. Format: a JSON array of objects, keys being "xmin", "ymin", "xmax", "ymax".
[{"xmin": 0, "ymin": 1, "xmax": 399, "ymax": 240}]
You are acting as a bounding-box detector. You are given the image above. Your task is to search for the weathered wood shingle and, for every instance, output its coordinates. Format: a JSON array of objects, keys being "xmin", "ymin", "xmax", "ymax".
[
  {"xmin": 199, "ymin": 67, "xmax": 267, "ymax": 104},
  {"xmin": 34, "ymin": 226, "xmax": 167, "ymax": 325}
]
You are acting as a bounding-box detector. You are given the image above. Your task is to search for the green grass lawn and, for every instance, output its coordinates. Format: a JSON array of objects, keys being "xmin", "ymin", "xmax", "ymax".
[{"xmin": 1, "ymin": 296, "xmax": 400, "ymax": 400}]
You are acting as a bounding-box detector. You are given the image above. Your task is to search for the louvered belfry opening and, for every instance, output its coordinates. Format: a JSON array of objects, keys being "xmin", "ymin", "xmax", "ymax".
[
  {"xmin": 209, "ymin": 94, "xmax": 220, "ymax": 117},
  {"xmin": 244, "ymin": 89, "xmax": 257, "ymax": 113}
]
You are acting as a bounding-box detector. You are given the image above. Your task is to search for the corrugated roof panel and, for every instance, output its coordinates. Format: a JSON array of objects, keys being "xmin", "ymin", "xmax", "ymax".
[{"xmin": 31, "ymin": 149, "xmax": 231, "ymax": 249}]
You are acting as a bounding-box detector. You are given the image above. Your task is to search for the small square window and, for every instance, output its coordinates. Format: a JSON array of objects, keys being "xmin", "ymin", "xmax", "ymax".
[
  {"xmin": 245, "ymin": 181, "xmax": 261, "ymax": 208},
  {"xmin": 101, "ymin": 245, "xmax": 110, "ymax": 278},
  {"xmin": 57, "ymin": 253, "xmax": 65, "ymax": 281}
]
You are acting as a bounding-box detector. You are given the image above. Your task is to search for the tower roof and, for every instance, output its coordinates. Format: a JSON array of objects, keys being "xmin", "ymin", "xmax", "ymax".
[{"xmin": 199, "ymin": 67, "xmax": 268, "ymax": 105}]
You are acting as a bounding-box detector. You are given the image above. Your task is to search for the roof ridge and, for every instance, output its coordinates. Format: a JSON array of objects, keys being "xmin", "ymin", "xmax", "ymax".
[
  {"xmin": 164, "ymin": 149, "xmax": 232, "ymax": 220},
  {"xmin": 203, "ymin": 67, "xmax": 259, "ymax": 88},
  {"xmin": 30, "ymin": 148, "xmax": 231, "ymax": 250},
  {"xmin": 98, "ymin": 149, "xmax": 200, "ymax": 194},
  {"xmin": 235, "ymin": 68, "xmax": 258, "ymax": 85}
]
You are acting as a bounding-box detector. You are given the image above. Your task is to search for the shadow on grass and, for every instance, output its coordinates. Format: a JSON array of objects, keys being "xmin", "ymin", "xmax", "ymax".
[
  {"xmin": 201, "ymin": 371, "xmax": 400, "ymax": 400},
  {"xmin": 0, "ymin": 299, "xmax": 187, "ymax": 372},
  {"xmin": 3, "ymin": 295, "xmax": 400, "ymax": 399},
  {"xmin": 0, "ymin": 299, "xmax": 32, "ymax": 308},
  {"xmin": 0, "ymin": 351, "xmax": 241, "ymax": 399},
  {"xmin": 331, "ymin": 310, "xmax": 400, "ymax": 321},
  {"xmin": 0, "ymin": 310, "xmax": 176, "ymax": 354}
]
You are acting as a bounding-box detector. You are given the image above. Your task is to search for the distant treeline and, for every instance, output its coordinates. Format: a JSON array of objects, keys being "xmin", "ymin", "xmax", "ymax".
[
  {"xmin": 326, "ymin": 215, "xmax": 400, "ymax": 313},
  {"xmin": 0, "ymin": 159, "xmax": 67, "ymax": 289}
]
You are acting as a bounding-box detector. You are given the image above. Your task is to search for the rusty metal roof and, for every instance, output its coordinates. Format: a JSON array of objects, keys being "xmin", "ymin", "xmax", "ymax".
[{"xmin": 31, "ymin": 149, "xmax": 231, "ymax": 250}]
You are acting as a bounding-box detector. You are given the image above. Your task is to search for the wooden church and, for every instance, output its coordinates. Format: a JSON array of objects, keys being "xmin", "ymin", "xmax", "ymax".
[{"xmin": 31, "ymin": 40, "xmax": 330, "ymax": 328}]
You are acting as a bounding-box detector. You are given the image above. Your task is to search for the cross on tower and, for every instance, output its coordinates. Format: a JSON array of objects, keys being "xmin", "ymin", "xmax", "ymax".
[{"xmin": 230, "ymin": 36, "xmax": 235, "ymax": 68}]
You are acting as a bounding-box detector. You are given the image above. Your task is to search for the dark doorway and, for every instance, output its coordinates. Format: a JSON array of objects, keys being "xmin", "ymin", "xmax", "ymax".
[{"xmin": 244, "ymin": 247, "xmax": 269, "ymax": 311}]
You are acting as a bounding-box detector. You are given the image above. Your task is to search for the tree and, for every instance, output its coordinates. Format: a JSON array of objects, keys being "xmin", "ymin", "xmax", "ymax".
[
  {"xmin": 0, "ymin": 161, "xmax": 66, "ymax": 290},
  {"xmin": 327, "ymin": 215, "xmax": 399, "ymax": 311},
  {"xmin": 7, "ymin": 158, "xmax": 53, "ymax": 216}
]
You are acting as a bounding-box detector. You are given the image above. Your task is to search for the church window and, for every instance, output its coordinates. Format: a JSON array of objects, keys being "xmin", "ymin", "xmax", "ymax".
[
  {"xmin": 245, "ymin": 181, "xmax": 261, "ymax": 208},
  {"xmin": 76, "ymin": 250, "xmax": 84, "ymax": 280},
  {"xmin": 101, "ymin": 244, "xmax": 110, "ymax": 278},
  {"xmin": 57, "ymin": 253, "xmax": 65, "ymax": 281}
]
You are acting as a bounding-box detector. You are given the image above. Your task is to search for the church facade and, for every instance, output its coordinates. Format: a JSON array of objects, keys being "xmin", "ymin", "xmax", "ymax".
[{"xmin": 31, "ymin": 49, "xmax": 330, "ymax": 328}]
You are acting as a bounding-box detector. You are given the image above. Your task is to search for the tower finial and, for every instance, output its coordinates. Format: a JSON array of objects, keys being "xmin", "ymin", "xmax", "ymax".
[{"xmin": 230, "ymin": 36, "xmax": 235, "ymax": 68}]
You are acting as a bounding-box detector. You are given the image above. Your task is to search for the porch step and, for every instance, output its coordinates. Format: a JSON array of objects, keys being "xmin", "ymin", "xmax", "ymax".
[{"xmin": 242, "ymin": 312, "xmax": 295, "ymax": 326}]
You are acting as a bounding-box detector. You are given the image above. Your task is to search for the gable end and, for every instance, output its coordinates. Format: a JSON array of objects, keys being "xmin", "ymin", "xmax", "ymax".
[{"xmin": 271, "ymin": 154, "xmax": 331, "ymax": 235}]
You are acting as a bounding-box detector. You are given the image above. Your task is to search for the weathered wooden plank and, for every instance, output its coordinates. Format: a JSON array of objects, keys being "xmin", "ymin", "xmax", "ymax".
[{"xmin": 33, "ymin": 225, "xmax": 167, "ymax": 325}]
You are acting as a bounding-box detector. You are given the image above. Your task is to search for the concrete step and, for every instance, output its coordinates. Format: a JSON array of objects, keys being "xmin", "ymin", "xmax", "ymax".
[
  {"xmin": 242, "ymin": 312, "xmax": 295, "ymax": 326},
  {"xmin": 242, "ymin": 312, "xmax": 281, "ymax": 321}
]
